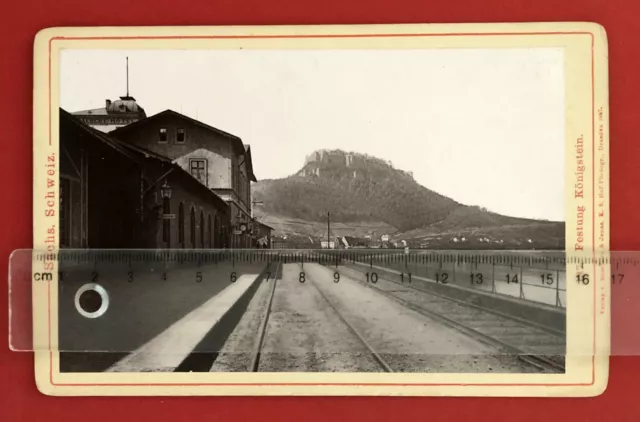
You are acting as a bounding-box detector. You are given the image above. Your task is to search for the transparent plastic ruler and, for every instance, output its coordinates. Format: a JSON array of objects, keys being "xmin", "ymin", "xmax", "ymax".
[{"xmin": 7, "ymin": 249, "xmax": 633, "ymax": 374}]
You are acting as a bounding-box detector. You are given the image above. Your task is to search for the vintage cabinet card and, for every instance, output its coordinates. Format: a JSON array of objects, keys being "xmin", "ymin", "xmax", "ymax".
[{"xmin": 28, "ymin": 22, "xmax": 609, "ymax": 396}]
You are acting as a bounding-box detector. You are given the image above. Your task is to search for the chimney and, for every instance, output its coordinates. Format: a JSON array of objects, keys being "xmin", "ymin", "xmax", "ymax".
[{"xmin": 106, "ymin": 99, "xmax": 112, "ymax": 109}]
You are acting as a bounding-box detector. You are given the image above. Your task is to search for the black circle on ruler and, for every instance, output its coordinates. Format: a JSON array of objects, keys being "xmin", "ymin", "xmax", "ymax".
[
  {"xmin": 74, "ymin": 283, "xmax": 110, "ymax": 319},
  {"xmin": 79, "ymin": 289, "xmax": 102, "ymax": 314}
]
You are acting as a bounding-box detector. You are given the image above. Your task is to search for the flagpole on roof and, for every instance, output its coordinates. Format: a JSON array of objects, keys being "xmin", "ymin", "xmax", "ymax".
[{"xmin": 126, "ymin": 56, "xmax": 129, "ymax": 97}]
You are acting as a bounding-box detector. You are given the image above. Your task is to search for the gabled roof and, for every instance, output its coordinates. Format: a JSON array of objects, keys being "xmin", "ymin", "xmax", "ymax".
[
  {"xmin": 60, "ymin": 108, "xmax": 228, "ymax": 212},
  {"xmin": 72, "ymin": 97, "xmax": 146, "ymax": 117},
  {"xmin": 243, "ymin": 144, "xmax": 257, "ymax": 182},
  {"xmin": 114, "ymin": 142, "xmax": 229, "ymax": 210},
  {"xmin": 111, "ymin": 109, "xmax": 240, "ymax": 142},
  {"xmin": 110, "ymin": 109, "xmax": 257, "ymax": 181},
  {"xmin": 73, "ymin": 107, "xmax": 110, "ymax": 116},
  {"xmin": 117, "ymin": 140, "xmax": 173, "ymax": 163},
  {"xmin": 255, "ymin": 220, "xmax": 274, "ymax": 231},
  {"xmin": 60, "ymin": 108, "xmax": 139, "ymax": 162}
]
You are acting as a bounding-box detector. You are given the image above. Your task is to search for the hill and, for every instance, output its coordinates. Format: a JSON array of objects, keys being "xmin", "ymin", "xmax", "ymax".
[{"xmin": 252, "ymin": 149, "xmax": 564, "ymax": 247}]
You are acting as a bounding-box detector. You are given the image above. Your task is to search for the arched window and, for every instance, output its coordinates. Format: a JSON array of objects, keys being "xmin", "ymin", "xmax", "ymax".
[
  {"xmin": 213, "ymin": 214, "xmax": 220, "ymax": 248},
  {"xmin": 178, "ymin": 203, "xmax": 185, "ymax": 248},
  {"xmin": 190, "ymin": 207, "xmax": 196, "ymax": 248},
  {"xmin": 162, "ymin": 197, "xmax": 171, "ymax": 246},
  {"xmin": 200, "ymin": 211, "xmax": 205, "ymax": 248},
  {"xmin": 208, "ymin": 214, "xmax": 212, "ymax": 248}
]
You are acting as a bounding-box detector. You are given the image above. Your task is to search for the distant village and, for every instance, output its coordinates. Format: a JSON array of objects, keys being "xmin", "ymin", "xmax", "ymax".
[{"xmin": 270, "ymin": 232, "xmax": 535, "ymax": 251}]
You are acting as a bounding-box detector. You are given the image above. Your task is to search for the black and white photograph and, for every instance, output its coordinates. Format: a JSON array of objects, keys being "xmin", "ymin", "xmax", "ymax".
[{"xmin": 56, "ymin": 47, "xmax": 567, "ymax": 375}]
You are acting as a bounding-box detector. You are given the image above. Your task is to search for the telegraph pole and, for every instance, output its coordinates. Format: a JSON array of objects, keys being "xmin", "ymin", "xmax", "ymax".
[
  {"xmin": 251, "ymin": 199, "xmax": 263, "ymax": 219},
  {"xmin": 327, "ymin": 212, "xmax": 331, "ymax": 249}
]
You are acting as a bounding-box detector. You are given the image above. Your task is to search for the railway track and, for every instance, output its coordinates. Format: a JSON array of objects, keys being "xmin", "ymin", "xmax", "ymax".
[
  {"xmin": 307, "ymin": 269, "xmax": 394, "ymax": 373},
  {"xmin": 336, "ymin": 265, "xmax": 566, "ymax": 374},
  {"xmin": 250, "ymin": 262, "xmax": 394, "ymax": 373},
  {"xmin": 249, "ymin": 262, "xmax": 281, "ymax": 372}
]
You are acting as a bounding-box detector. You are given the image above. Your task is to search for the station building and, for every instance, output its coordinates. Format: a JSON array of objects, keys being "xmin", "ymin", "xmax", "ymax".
[
  {"xmin": 59, "ymin": 108, "xmax": 231, "ymax": 249},
  {"xmin": 109, "ymin": 109, "xmax": 258, "ymax": 248}
]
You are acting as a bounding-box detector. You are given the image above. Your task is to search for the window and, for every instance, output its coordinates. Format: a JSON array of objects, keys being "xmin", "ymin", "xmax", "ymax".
[
  {"xmin": 208, "ymin": 214, "xmax": 212, "ymax": 248},
  {"xmin": 178, "ymin": 203, "xmax": 185, "ymax": 247},
  {"xmin": 162, "ymin": 197, "xmax": 171, "ymax": 244},
  {"xmin": 213, "ymin": 215, "xmax": 220, "ymax": 248},
  {"xmin": 177, "ymin": 128, "xmax": 186, "ymax": 144},
  {"xmin": 190, "ymin": 207, "xmax": 196, "ymax": 247},
  {"xmin": 158, "ymin": 128, "xmax": 167, "ymax": 143},
  {"xmin": 200, "ymin": 211, "xmax": 205, "ymax": 249},
  {"xmin": 190, "ymin": 159, "xmax": 207, "ymax": 185}
]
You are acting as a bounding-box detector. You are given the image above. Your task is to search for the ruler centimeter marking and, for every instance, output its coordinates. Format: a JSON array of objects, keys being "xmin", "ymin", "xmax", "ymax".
[
  {"xmin": 22, "ymin": 250, "xmax": 638, "ymax": 289},
  {"xmin": 30, "ymin": 250, "xmax": 637, "ymax": 265}
]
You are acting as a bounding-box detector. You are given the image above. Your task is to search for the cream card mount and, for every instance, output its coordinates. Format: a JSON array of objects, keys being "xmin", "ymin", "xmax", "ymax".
[{"xmin": 15, "ymin": 22, "xmax": 611, "ymax": 396}]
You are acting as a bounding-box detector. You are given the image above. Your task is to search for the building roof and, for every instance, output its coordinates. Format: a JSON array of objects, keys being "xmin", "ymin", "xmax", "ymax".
[
  {"xmin": 111, "ymin": 109, "xmax": 239, "ymax": 141},
  {"xmin": 115, "ymin": 142, "xmax": 230, "ymax": 211},
  {"xmin": 242, "ymin": 144, "xmax": 257, "ymax": 182},
  {"xmin": 255, "ymin": 220, "xmax": 274, "ymax": 231},
  {"xmin": 90, "ymin": 125, "xmax": 122, "ymax": 133},
  {"xmin": 73, "ymin": 107, "xmax": 109, "ymax": 116},
  {"xmin": 110, "ymin": 109, "xmax": 257, "ymax": 181},
  {"xmin": 60, "ymin": 108, "xmax": 229, "ymax": 212},
  {"xmin": 60, "ymin": 108, "xmax": 139, "ymax": 162},
  {"xmin": 72, "ymin": 96, "xmax": 147, "ymax": 117},
  {"xmin": 168, "ymin": 164, "xmax": 230, "ymax": 212},
  {"xmin": 116, "ymin": 139, "xmax": 173, "ymax": 163}
]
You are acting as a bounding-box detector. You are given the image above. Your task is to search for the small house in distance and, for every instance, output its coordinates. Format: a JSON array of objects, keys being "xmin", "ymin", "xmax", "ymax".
[{"xmin": 253, "ymin": 221, "xmax": 274, "ymax": 248}]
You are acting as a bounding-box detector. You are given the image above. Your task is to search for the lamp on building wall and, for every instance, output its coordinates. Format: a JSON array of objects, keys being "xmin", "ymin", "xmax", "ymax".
[
  {"xmin": 160, "ymin": 180, "xmax": 172, "ymax": 199},
  {"xmin": 233, "ymin": 210, "xmax": 246, "ymax": 229}
]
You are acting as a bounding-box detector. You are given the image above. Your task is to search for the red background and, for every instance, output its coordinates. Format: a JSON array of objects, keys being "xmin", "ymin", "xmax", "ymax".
[{"xmin": 1, "ymin": 1, "xmax": 638, "ymax": 420}]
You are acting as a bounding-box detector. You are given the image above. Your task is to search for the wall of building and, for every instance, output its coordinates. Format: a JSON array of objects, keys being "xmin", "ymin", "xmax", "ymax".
[
  {"xmin": 60, "ymin": 144, "xmax": 86, "ymax": 248},
  {"xmin": 61, "ymin": 111, "xmax": 233, "ymax": 251},
  {"xmin": 60, "ymin": 116, "xmax": 142, "ymax": 249},
  {"xmin": 87, "ymin": 157, "xmax": 141, "ymax": 248},
  {"xmin": 112, "ymin": 112, "xmax": 252, "ymax": 218},
  {"xmin": 236, "ymin": 154, "xmax": 250, "ymax": 209},
  {"xmin": 143, "ymin": 167, "xmax": 231, "ymax": 250},
  {"xmin": 112, "ymin": 113, "xmax": 235, "ymax": 171},
  {"xmin": 227, "ymin": 201, "xmax": 253, "ymax": 248},
  {"xmin": 77, "ymin": 114, "xmax": 140, "ymax": 128},
  {"xmin": 173, "ymin": 148, "xmax": 232, "ymax": 189}
]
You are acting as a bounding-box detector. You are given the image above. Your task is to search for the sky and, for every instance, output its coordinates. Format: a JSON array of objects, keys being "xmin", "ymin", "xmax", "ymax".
[{"xmin": 60, "ymin": 48, "xmax": 565, "ymax": 221}]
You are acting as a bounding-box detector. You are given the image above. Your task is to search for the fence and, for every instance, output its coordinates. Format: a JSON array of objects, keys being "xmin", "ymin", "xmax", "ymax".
[{"xmin": 345, "ymin": 251, "xmax": 567, "ymax": 308}]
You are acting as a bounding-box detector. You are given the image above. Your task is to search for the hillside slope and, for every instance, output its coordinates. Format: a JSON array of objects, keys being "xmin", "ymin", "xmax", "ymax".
[{"xmin": 252, "ymin": 149, "xmax": 552, "ymax": 237}]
